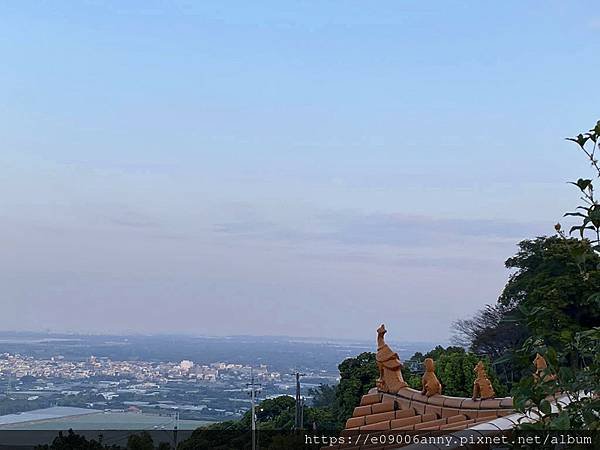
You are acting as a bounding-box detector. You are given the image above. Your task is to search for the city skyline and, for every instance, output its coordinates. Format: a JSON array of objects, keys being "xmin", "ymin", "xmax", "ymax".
[{"xmin": 2, "ymin": 1, "xmax": 600, "ymax": 340}]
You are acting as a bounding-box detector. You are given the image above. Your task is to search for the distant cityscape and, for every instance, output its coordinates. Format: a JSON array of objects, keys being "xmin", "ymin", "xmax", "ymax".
[
  {"xmin": 0, "ymin": 352, "xmax": 322, "ymax": 423},
  {"xmin": 1, "ymin": 353, "xmax": 280, "ymax": 384},
  {"xmin": 0, "ymin": 333, "xmax": 435, "ymax": 425}
]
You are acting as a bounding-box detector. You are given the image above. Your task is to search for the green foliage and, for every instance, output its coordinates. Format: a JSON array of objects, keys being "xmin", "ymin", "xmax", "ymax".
[
  {"xmin": 252, "ymin": 396, "xmax": 295, "ymax": 430},
  {"xmin": 305, "ymin": 384, "xmax": 338, "ymax": 429},
  {"xmin": 452, "ymin": 304, "xmax": 527, "ymax": 387},
  {"xmin": 454, "ymin": 234, "xmax": 600, "ymax": 388},
  {"xmin": 189, "ymin": 352, "xmax": 377, "ymax": 438},
  {"xmin": 404, "ymin": 372, "xmax": 421, "ymax": 390},
  {"xmin": 437, "ymin": 350, "xmax": 507, "ymax": 398},
  {"xmin": 436, "ymin": 351, "xmax": 473, "ymax": 397},
  {"xmin": 308, "ymin": 384, "xmax": 336, "ymax": 408},
  {"xmin": 178, "ymin": 425, "xmax": 252, "ymax": 450},
  {"xmin": 35, "ymin": 430, "xmax": 105, "ymax": 450},
  {"xmin": 424, "ymin": 345, "xmax": 464, "ymax": 360},
  {"xmin": 307, "ymin": 352, "xmax": 378, "ymax": 430},
  {"xmin": 126, "ymin": 432, "xmax": 154, "ymax": 450},
  {"xmin": 512, "ymin": 329, "xmax": 600, "ymax": 432},
  {"xmin": 404, "ymin": 347, "xmax": 508, "ymax": 398},
  {"xmin": 303, "ymin": 405, "xmax": 337, "ymax": 430},
  {"xmin": 511, "ymin": 120, "xmax": 600, "ymax": 434},
  {"xmin": 501, "ymin": 237, "xmax": 600, "ymax": 342},
  {"xmin": 332, "ymin": 352, "xmax": 378, "ymax": 423},
  {"xmin": 34, "ymin": 430, "xmax": 138, "ymax": 450}
]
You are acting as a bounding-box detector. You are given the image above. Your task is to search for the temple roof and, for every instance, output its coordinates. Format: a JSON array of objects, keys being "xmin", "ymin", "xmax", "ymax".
[
  {"xmin": 322, "ymin": 325, "xmax": 560, "ymax": 449},
  {"xmin": 325, "ymin": 387, "xmax": 577, "ymax": 450},
  {"xmin": 324, "ymin": 387, "xmax": 517, "ymax": 450},
  {"xmin": 346, "ymin": 387, "xmax": 513, "ymax": 432}
]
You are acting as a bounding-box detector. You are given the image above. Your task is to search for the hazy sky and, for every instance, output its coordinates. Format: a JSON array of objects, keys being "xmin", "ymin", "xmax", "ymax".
[{"xmin": 1, "ymin": 1, "xmax": 599, "ymax": 342}]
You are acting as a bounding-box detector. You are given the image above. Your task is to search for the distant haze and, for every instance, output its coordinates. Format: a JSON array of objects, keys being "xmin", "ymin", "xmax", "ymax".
[
  {"xmin": 1, "ymin": 1, "xmax": 598, "ymax": 341},
  {"xmin": 0, "ymin": 331, "xmax": 441, "ymax": 372}
]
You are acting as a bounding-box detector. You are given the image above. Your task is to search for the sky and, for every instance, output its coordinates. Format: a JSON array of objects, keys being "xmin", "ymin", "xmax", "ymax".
[{"xmin": 1, "ymin": 1, "xmax": 599, "ymax": 342}]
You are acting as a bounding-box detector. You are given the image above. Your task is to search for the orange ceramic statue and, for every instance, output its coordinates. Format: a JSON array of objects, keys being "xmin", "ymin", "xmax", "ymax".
[
  {"xmin": 472, "ymin": 361, "xmax": 495, "ymax": 400},
  {"xmin": 421, "ymin": 358, "xmax": 442, "ymax": 397},
  {"xmin": 375, "ymin": 324, "xmax": 407, "ymax": 393},
  {"xmin": 533, "ymin": 353, "xmax": 556, "ymax": 383}
]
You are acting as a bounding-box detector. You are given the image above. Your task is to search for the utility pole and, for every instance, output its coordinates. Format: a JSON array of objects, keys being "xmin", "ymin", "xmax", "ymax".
[
  {"xmin": 246, "ymin": 370, "xmax": 262, "ymax": 450},
  {"xmin": 173, "ymin": 411, "xmax": 179, "ymax": 448},
  {"xmin": 291, "ymin": 372, "xmax": 306, "ymax": 430}
]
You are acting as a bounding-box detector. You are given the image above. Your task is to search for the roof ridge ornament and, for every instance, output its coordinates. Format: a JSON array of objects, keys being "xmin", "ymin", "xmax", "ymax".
[
  {"xmin": 472, "ymin": 360, "xmax": 495, "ymax": 400},
  {"xmin": 375, "ymin": 324, "xmax": 407, "ymax": 393},
  {"xmin": 421, "ymin": 357, "xmax": 442, "ymax": 397},
  {"xmin": 533, "ymin": 353, "xmax": 557, "ymax": 383}
]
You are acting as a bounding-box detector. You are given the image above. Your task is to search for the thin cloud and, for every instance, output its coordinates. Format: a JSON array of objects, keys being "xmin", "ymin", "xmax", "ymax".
[
  {"xmin": 109, "ymin": 213, "xmax": 160, "ymax": 229},
  {"xmin": 213, "ymin": 208, "xmax": 549, "ymax": 248}
]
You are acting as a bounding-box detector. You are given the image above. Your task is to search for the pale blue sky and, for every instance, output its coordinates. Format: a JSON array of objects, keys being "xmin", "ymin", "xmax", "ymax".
[{"xmin": 1, "ymin": 1, "xmax": 599, "ymax": 341}]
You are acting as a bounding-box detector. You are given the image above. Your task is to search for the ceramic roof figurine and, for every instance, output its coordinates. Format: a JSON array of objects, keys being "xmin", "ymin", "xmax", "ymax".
[
  {"xmin": 421, "ymin": 357, "xmax": 442, "ymax": 397},
  {"xmin": 472, "ymin": 361, "xmax": 495, "ymax": 400},
  {"xmin": 375, "ymin": 324, "xmax": 407, "ymax": 393},
  {"xmin": 533, "ymin": 353, "xmax": 557, "ymax": 383}
]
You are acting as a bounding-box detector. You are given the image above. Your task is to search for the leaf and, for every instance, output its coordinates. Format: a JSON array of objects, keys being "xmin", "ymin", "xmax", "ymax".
[
  {"xmin": 568, "ymin": 178, "xmax": 592, "ymax": 192},
  {"xmin": 560, "ymin": 330, "xmax": 572, "ymax": 341},
  {"xmin": 552, "ymin": 411, "xmax": 571, "ymax": 429},
  {"xmin": 569, "ymin": 225, "xmax": 596, "ymax": 238},
  {"xmin": 566, "ymin": 134, "xmax": 589, "ymax": 148},
  {"xmin": 494, "ymin": 354, "xmax": 512, "ymax": 364},
  {"xmin": 546, "ymin": 346, "xmax": 557, "ymax": 365},
  {"xmin": 579, "ymin": 178, "xmax": 593, "ymax": 191},
  {"xmin": 558, "ymin": 366, "xmax": 574, "ymax": 381},
  {"xmin": 539, "ymin": 399, "xmax": 552, "ymax": 416},
  {"xmin": 585, "ymin": 292, "xmax": 600, "ymax": 307},
  {"xmin": 589, "ymin": 204, "xmax": 600, "ymax": 227}
]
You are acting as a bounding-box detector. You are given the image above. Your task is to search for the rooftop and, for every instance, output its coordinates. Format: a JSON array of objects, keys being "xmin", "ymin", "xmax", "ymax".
[{"xmin": 0, "ymin": 407, "xmax": 99, "ymax": 426}]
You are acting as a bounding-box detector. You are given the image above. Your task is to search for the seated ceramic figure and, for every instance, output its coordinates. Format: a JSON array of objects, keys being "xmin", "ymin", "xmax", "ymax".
[
  {"xmin": 375, "ymin": 324, "xmax": 407, "ymax": 393},
  {"xmin": 421, "ymin": 358, "xmax": 442, "ymax": 397},
  {"xmin": 472, "ymin": 361, "xmax": 495, "ymax": 400},
  {"xmin": 533, "ymin": 353, "xmax": 556, "ymax": 383}
]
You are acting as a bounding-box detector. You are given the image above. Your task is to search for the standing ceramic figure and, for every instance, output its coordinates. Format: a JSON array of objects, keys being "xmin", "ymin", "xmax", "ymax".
[{"xmin": 375, "ymin": 324, "xmax": 407, "ymax": 393}]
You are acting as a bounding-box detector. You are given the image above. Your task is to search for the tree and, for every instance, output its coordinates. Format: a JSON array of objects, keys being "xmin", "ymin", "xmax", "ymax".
[
  {"xmin": 299, "ymin": 352, "xmax": 381, "ymax": 430},
  {"xmin": 330, "ymin": 352, "xmax": 378, "ymax": 425},
  {"xmin": 452, "ymin": 304, "xmax": 527, "ymax": 361},
  {"xmin": 303, "ymin": 405, "xmax": 337, "ymax": 430},
  {"xmin": 179, "ymin": 394, "xmax": 332, "ymax": 449},
  {"xmin": 452, "ymin": 235, "xmax": 600, "ymax": 385},
  {"xmin": 35, "ymin": 430, "xmax": 120, "ymax": 450},
  {"xmin": 252, "ymin": 395, "xmax": 295, "ymax": 430},
  {"xmin": 437, "ymin": 350, "xmax": 507, "ymax": 398},
  {"xmin": 500, "ymin": 236, "xmax": 600, "ymax": 339},
  {"xmin": 308, "ymin": 384, "xmax": 336, "ymax": 408},
  {"xmin": 511, "ymin": 120, "xmax": 600, "ymax": 435},
  {"xmin": 452, "ymin": 303, "xmax": 527, "ymax": 386},
  {"xmin": 126, "ymin": 432, "xmax": 154, "ymax": 450}
]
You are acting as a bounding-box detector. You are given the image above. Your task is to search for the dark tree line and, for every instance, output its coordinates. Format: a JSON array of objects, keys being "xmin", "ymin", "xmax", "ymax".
[{"xmin": 452, "ymin": 235, "xmax": 600, "ymax": 387}]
